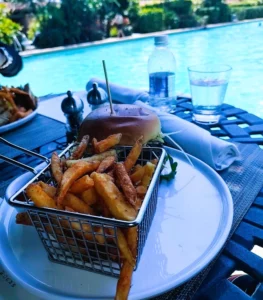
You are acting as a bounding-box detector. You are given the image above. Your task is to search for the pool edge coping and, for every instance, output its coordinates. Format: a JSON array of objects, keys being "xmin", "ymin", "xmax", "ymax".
[{"xmin": 21, "ymin": 18, "xmax": 263, "ymax": 58}]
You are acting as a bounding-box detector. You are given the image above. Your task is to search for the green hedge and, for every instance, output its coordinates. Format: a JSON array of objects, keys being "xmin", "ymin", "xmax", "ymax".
[
  {"xmin": 148, "ymin": 1, "xmax": 193, "ymax": 16},
  {"xmin": 0, "ymin": 4, "xmax": 22, "ymax": 45},
  {"xmin": 164, "ymin": 10, "xmax": 179, "ymax": 29},
  {"xmin": 138, "ymin": 7, "xmax": 164, "ymax": 33},
  {"xmin": 136, "ymin": 1, "xmax": 197, "ymax": 33},
  {"xmin": 196, "ymin": 3, "xmax": 231, "ymax": 24},
  {"xmin": 165, "ymin": 0, "xmax": 193, "ymax": 15},
  {"xmin": 232, "ymin": 6, "xmax": 263, "ymax": 20}
]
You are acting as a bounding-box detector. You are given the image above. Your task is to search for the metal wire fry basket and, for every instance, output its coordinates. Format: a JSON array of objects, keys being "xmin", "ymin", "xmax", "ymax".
[{"xmin": 6, "ymin": 143, "xmax": 166, "ymax": 277}]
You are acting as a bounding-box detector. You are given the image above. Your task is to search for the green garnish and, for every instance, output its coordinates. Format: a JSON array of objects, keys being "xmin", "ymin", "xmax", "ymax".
[{"xmin": 161, "ymin": 153, "xmax": 178, "ymax": 181}]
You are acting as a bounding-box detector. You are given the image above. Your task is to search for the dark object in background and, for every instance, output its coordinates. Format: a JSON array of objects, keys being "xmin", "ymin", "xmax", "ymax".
[
  {"xmin": 13, "ymin": 83, "xmax": 38, "ymax": 110},
  {"xmin": 228, "ymin": 274, "xmax": 259, "ymax": 296},
  {"xmin": 0, "ymin": 42, "xmax": 23, "ymax": 77},
  {"xmin": 61, "ymin": 91, "xmax": 84, "ymax": 143},
  {"xmin": 87, "ymin": 82, "xmax": 108, "ymax": 111}
]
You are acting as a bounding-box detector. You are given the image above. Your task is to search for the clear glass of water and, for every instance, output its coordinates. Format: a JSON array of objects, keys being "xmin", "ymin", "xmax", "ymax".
[{"xmin": 188, "ymin": 64, "xmax": 232, "ymax": 124}]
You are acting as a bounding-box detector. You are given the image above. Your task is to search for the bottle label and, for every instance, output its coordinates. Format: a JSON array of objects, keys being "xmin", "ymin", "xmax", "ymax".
[{"xmin": 149, "ymin": 72, "xmax": 176, "ymax": 98}]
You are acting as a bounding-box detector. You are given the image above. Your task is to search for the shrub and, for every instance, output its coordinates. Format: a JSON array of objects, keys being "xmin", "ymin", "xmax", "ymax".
[
  {"xmin": 88, "ymin": 29, "xmax": 104, "ymax": 41},
  {"xmin": 35, "ymin": 0, "xmax": 101, "ymax": 48},
  {"xmin": 231, "ymin": 6, "xmax": 263, "ymax": 20},
  {"xmin": 166, "ymin": 0, "xmax": 193, "ymax": 16},
  {"xmin": 138, "ymin": 7, "xmax": 164, "ymax": 33},
  {"xmin": 196, "ymin": 7, "xmax": 220, "ymax": 23},
  {"xmin": 27, "ymin": 18, "xmax": 40, "ymax": 40},
  {"xmin": 179, "ymin": 15, "xmax": 199, "ymax": 27},
  {"xmin": 246, "ymin": 7, "xmax": 263, "ymax": 18},
  {"xmin": 164, "ymin": 10, "xmax": 179, "ymax": 29},
  {"xmin": 232, "ymin": 9, "xmax": 246, "ymax": 21},
  {"xmin": 196, "ymin": 3, "xmax": 231, "ymax": 24},
  {"xmin": 110, "ymin": 26, "xmax": 118, "ymax": 37},
  {"xmin": 128, "ymin": 0, "xmax": 140, "ymax": 31},
  {"xmin": 123, "ymin": 25, "xmax": 133, "ymax": 36},
  {"xmin": 35, "ymin": 29, "xmax": 64, "ymax": 48},
  {"xmin": 0, "ymin": 4, "xmax": 22, "ymax": 45}
]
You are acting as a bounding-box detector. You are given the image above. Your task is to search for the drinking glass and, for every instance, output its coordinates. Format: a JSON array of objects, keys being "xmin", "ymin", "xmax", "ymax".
[{"xmin": 188, "ymin": 64, "xmax": 232, "ymax": 124}]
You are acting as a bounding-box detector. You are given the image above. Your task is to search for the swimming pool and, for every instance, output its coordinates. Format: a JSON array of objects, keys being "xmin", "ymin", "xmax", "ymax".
[{"xmin": 1, "ymin": 21, "xmax": 263, "ymax": 117}]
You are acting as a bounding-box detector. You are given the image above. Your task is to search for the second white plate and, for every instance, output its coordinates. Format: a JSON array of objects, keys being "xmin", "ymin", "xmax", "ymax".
[
  {"xmin": 0, "ymin": 108, "xmax": 38, "ymax": 135},
  {"xmin": 0, "ymin": 147, "xmax": 233, "ymax": 300}
]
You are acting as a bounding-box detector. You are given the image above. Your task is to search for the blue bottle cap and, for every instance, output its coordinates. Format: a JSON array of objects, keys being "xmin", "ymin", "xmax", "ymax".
[{"xmin": 154, "ymin": 35, "xmax": 168, "ymax": 46}]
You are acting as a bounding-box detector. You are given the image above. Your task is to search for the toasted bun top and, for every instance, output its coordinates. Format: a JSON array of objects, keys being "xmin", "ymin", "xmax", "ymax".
[{"xmin": 78, "ymin": 104, "xmax": 161, "ymax": 145}]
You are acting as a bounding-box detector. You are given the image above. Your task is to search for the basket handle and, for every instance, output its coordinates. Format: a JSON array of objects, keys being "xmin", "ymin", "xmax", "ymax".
[{"xmin": 0, "ymin": 137, "xmax": 50, "ymax": 174}]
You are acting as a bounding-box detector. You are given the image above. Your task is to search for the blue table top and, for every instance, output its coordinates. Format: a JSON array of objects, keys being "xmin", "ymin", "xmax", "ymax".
[
  {"xmin": 176, "ymin": 96, "xmax": 263, "ymax": 300},
  {"xmin": 1, "ymin": 96, "xmax": 263, "ymax": 299}
]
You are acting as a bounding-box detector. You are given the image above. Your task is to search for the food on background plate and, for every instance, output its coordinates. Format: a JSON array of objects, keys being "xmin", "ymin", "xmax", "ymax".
[
  {"xmin": 78, "ymin": 104, "xmax": 163, "ymax": 145},
  {"xmin": 16, "ymin": 133, "xmax": 158, "ymax": 300},
  {"xmin": 0, "ymin": 84, "xmax": 37, "ymax": 126}
]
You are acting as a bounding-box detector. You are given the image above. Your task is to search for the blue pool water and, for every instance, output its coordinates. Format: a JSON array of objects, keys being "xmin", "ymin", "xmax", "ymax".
[{"xmin": 1, "ymin": 21, "xmax": 263, "ymax": 116}]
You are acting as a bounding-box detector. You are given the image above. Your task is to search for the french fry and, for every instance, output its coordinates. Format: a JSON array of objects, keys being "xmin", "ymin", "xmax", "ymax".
[
  {"xmin": 92, "ymin": 137, "xmax": 98, "ymax": 153},
  {"xmin": 141, "ymin": 162, "xmax": 156, "ymax": 187},
  {"xmin": 63, "ymin": 193, "xmax": 94, "ymax": 214},
  {"xmin": 115, "ymin": 163, "xmax": 137, "ymax": 207},
  {"xmin": 16, "ymin": 211, "xmax": 32, "ymax": 226},
  {"xmin": 115, "ymin": 260, "xmax": 134, "ymax": 300},
  {"xmin": 51, "ymin": 152, "xmax": 63, "ymax": 185},
  {"xmin": 97, "ymin": 156, "xmax": 116, "ymax": 173},
  {"xmin": 69, "ymin": 175, "xmax": 94, "ymax": 194},
  {"xmin": 124, "ymin": 136, "xmax": 143, "ymax": 172},
  {"xmin": 134, "ymin": 198, "xmax": 143, "ymax": 211},
  {"xmin": 130, "ymin": 165, "xmax": 145, "ymax": 185},
  {"xmin": 38, "ymin": 181, "xmax": 57, "ymax": 198},
  {"xmin": 65, "ymin": 206, "xmax": 75, "ymax": 212},
  {"xmin": 124, "ymin": 226, "xmax": 138, "ymax": 260},
  {"xmin": 151, "ymin": 158, "xmax": 159, "ymax": 165},
  {"xmin": 93, "ymin": 133, "xmax": 122, "ymax": 154},
  {"xmin": 104, "ymin": 173, "xmax": 115, "ymax": 183},
  {"xmin": 107, "ymin": 228, "xmax": 135, "ymax": 267},
  {"xmin": 16, "ymin": 209, "xmax": 105, "ymax": 245},
  {"xmin": 66, "ymin": 150, "xmax": 117, "ymax": 167},
  {"xmin": 15, "ymin": 212, "xmax": 94, "ymax": 255},
  {"xmin": 18, "ymin": 133, "xmax": 160, "ymax": 300},
  {"xmin": 106, "ymin": 169, "xmax": 115, "ymax": 181},
  {"xmin": 26, "ymin": 183, "xmax": 57, "ymax": 209},
  {"xmin": 60, "ymin": 218, "xmax": 105, "ymax": 245},
  {"xmin": 56, "ymin": 161, "xmax": 100, "ymax": 204},
  {"xmin": 132, "ymin": 164, "xmax": 143, "ymax": 173},
  {"xmin": 136, "ymin": 185, "xmax": 147, "ymax": 199},
  {"xmin": 91, "ymin": 173, "xmax": 136, "ymax": 221},
  {"xmin": 80, "ymin": 188, "xmax": 99, "ymax": 206},
  {"xmin": 70, "ymin": 135, "xmax": 89, "ymax": 159}
]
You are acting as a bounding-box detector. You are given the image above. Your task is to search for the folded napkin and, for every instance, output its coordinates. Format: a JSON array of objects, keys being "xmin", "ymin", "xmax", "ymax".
[
  {"xmin": 86, "ymin": 78, "xmax": 240, "ymax": 171},
  {"xmin": 136, "ymin": 101, "xmax": 240, "ymax": 170},
  {"xmin": 86, "ymin": 78, "xmax": 149, "ymax": 104}
]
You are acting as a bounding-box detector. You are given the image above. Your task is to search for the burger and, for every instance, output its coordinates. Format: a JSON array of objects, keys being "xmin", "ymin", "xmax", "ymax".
[{"xmin": 78, "ymin": 104, "xmax": 163, "ymax": 145}]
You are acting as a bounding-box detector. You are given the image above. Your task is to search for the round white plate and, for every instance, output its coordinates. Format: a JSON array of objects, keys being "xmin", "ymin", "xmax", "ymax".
[
  {"xmin": 0, "ymin": 108, "xmax": 38, "ymax": 134},
  {"xmin": 1, "ymin": 147, "xmax": 233, "ymax": 300}
]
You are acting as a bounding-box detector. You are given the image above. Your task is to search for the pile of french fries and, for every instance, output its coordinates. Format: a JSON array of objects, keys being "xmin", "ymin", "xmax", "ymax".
[{"xmin": 16, "ymin": 133, "xmax": 158, "ymax": 300}]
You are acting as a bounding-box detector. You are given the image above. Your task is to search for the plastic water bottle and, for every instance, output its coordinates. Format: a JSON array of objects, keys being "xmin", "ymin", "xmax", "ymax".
[{"xmin": 148, "ymin": 35, "xmax": 177, "ymax": 112}]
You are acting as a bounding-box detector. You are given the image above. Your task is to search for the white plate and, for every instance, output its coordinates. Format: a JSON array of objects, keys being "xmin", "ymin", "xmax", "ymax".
[
  {"xmin": 0, "ymin": 147, "xmax": 233, "ymax": 300},
  {"xmin": 0, "ymin": 108, "xmax": 38, "ymax": 134}
]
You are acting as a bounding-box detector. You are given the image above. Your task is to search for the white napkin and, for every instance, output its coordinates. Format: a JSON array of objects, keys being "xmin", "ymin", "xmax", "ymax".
[
  {"xmin": 86, "ymin": 78, "xmax": 149, "ymax": 104},
  {"xmin": 135, "ymin": 101, "xmax": 240, "ymax": 171},
  {"xmin": 86, "ymin": 78, "xmax": 240, "ymax": 170}
]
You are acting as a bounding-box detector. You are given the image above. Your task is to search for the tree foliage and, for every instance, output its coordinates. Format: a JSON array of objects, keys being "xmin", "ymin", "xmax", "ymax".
[
  {"xmin": 34, "ymin": 0, "xmax": 132, "ymax": 48},
  {"xmin": 0, "ymin": 3, "xmax": 22, "ymax": 45}
]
